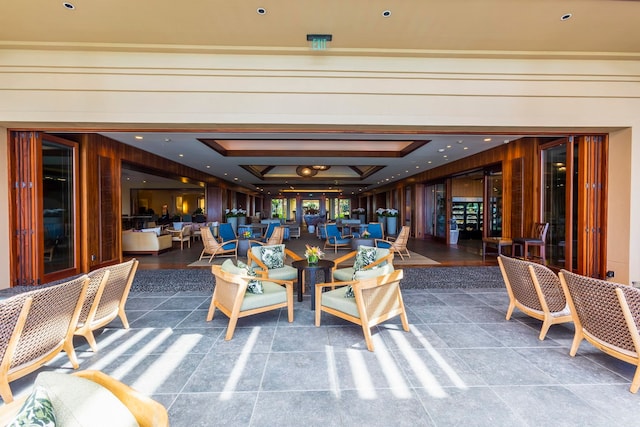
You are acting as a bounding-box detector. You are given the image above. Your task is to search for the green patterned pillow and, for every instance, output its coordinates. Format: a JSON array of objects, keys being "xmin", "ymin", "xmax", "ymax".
[
  {"xmin": 346, "ymin": 246, "xmax": 379, "ymax": 298},
  {"xmin": 8, "ymin": 386, "xmax": 57, "ymax": 427},
  {"xmin": 260, "ymin": 244, "xmax": 285, "ymax": 269},
  {"xmin": 237, "ymin": 260, "xmax": 263, "ymax": 294}
]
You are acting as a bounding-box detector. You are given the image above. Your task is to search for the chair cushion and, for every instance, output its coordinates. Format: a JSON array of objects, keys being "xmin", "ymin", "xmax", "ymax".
[
  {"xmin": 35, "ymin": 372, "xmax": 139, "ymax": 427},
  {"xmin": 260, "ymin": 244, "xmax": 285, "ymax": 269},
  {"xmin": 7, "ymin": 386, "xmax": 56, "ymax": 427},
  {"xmin": 264, "ymin": 265, "xmax": 298, "ymax": 281},
  {"xmin": 321, "ymin": 287, "xmax": 360, "ymax": 318},
  {"xmin": 241, "ymin": 281, "xmax": 287, "ymax": 311},
  {"xmin": 333, "ymin": 267, "xmax": 356, "ymax": 282}
]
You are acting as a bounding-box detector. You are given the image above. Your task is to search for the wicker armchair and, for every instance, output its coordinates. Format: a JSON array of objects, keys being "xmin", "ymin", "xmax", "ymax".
[
  {"xmin": 497, "ymin": 255, "xmax": 572, "ymax": 340},
  {"xmin": 207, "ymin": 263, "xmax": 294, "ymax": 340},
  {"xmin": 315, "ymin": 269, "xmax": 409, "ymax": 351},
  {"xmin": 76, "ymin": 259, "xmax": 139, "ymax": 351},
  {"xmin": 559, "ymin": 270, "xmax": 640, "ymax": 393},
  {"xmin": 0, "ymin": 275, "xmax": 90, "ymax": 403}
]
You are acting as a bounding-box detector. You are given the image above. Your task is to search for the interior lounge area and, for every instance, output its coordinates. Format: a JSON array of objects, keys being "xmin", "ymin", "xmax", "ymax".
[{"xmin": 2, "ymin": 1, "xmax": 640, "ymax": 425}]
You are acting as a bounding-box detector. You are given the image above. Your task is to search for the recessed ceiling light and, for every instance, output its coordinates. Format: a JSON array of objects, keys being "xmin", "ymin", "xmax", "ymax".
[
  {"xmin": 134, "ymin": 135, "xmax": 143, "ymax": 140},
  {"xmin": 62, "ymin": 2, "xmax": 75, "ymax": 10},
  {"xmin": 178, "ymin": 154, "xmax": 184, "ymax": 157},
  {"xmin": 560, "ymin": 13, "xmax": 572, "ymax": 21},
  {"xmin": 206, "ymin": 165, "xmax": 210, "ymax": 168},
  {"xmin": 456, "ymin": 140, "xmax": 463, "ymax": 144},
  {"xmin": 164, "ymin": 138, "xmax": 171, "ymax": 142},
  {"xmin": 382, "ymin": 10, "xmax": 391, "ymax": 17},
  {"xmin": 463, "ymin": 147, "xmax": 469, "ymax": 150},
  {"xmin": 483, "ymin": 138, "xmax": 492, "ymax": 142},
  {"xmin": 257, "ymin": 7, "xmax": 266, "ymax": 15},
  {"xmin": 503, "ymin": 139, "xmax": 510, "ymax": 144},
  {"xmin": 437, "ymin": 148, "xmax": 446, "ymax": 152},
  {"xmin": 428, "ymin": 161, "xmax": 432, "ymax": 164}
]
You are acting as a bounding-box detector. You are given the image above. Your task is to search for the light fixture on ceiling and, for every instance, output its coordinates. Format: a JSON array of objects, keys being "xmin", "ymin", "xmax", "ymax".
[
  {"xmin": 312, "ymin": 165, "xmax": 330, "ymax": 171},
  {"xmin": 560, "ymin": 13, "xmax": 572, "ymax": 21},
  {"xmin": 382, "ymin": 10, "xmax": 391, "ymax": 18},
  {"xmin": 257, "ymin": 7, "xmax": 266, "ymax": 15},
  {"xmin": 62, "ymin": 2, "xmax": 75, "ymax": 10},
  {"xmin": 296, "ymin": 166, "xmax": 318, "ymax": 177}
]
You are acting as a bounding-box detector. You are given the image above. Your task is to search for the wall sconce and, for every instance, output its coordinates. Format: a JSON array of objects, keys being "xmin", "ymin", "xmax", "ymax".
[{"xmin": 176, "ymin": 196, "xmax": 183, "ymax": 212}]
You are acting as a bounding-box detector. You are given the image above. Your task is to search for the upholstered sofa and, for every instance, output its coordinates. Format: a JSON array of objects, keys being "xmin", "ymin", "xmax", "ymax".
[{"xmin": 122, "ymin": 230, "xmax": 172, "ymax": 255}]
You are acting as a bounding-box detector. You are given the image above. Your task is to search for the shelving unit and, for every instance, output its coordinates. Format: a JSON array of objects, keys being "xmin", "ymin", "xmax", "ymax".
[{"xmin": 452, "ymin": 198, "xmax": 483, "ymax": 240}]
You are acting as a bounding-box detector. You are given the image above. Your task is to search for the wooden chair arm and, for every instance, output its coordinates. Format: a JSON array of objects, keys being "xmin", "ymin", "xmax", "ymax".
[
  {"xmin": 285, "ymin": 248, "xmax": 303, "ymax": 261},
  {"xmin": 332, "ymin": 251, "xmax": 357, "ymax": 269},
  {"xmin": 74, "ymin": 370, "xmax": 169, "ymax": 427},
  {"xmin": 374, "ymin": 238, "xmax": 390, "ymax": 245},
  {"xmin": 363, "ymin": 253, "xmax": 394, "ymax": 270},
  {"xmin": 247, "ymin": 250, "xmax": 269, "ymax": 273},
  {"xmin": 316, "ymin": 280, "xmax": 355, "ymax": 290}
]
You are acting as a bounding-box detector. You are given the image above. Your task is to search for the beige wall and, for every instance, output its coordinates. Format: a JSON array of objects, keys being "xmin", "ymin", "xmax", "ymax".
[{"xmin": 0, "ymin": 49, "xmax": 639, "ymax": 283}]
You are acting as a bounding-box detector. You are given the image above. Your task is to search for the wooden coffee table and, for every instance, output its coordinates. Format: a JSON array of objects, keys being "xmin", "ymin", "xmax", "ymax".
[{"xmin": 291, "ymin": 259, "xmax": 335, "ymax": 310}]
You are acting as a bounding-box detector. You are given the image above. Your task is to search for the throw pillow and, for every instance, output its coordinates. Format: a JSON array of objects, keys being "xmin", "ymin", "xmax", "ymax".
[
  {"xmin": 237, "ymin": 260, "xmax": 263, "ymax": 294},
  {"xmin": 7, "ymin": 386, "xmax": 56, "ymax": 427},
  {"xmin": 260, "ymin": 244, "xmax": 285, "ymax": 269},
  {"xmin": 346, "ymin": 246, "xmax": 379, "ymax": 298}
]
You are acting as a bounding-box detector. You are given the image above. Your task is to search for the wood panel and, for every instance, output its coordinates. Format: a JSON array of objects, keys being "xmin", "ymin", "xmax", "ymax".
[
  {"xmin": 99, "ymin": 155, "xmax": 117, "ymax": 263},
  {"xmin": 9, "ymin": 132, "xmax": 39, "ymax": 286}
]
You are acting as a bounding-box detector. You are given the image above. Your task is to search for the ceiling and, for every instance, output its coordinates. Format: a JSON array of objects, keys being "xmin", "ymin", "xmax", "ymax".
[{"xmin": 5, "ymin": 1, "xmax": 636, "ymax": 195}]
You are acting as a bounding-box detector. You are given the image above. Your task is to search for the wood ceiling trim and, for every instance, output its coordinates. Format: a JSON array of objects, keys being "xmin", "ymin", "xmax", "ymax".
[{"xmin": 199, "ymin": 138, "xmax": 429, "ymax": 158}]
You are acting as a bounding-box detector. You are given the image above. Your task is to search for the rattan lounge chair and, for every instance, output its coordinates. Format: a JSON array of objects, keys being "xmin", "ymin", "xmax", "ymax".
[
  {"xmin": 76, "ymin": 259, "xmax": 139, "ymax": 351},
  {"xmin": 375, "ymin": 225, "xmax": 411, "ymax": 260},
  {"xmin": 559, "ymin": 270, "xmax": 640, "ymax": 393},
  {"xmin": 498, "ymin": 255, "xmax": 572, "ymax": 340},
  {"xmin": 207, "ymin": 263, "xmax": 294, "ymax": 340},
  {"xmin": 315, "ymin": 269, "xmax": 409, "ymax": 351},
  {"xmin": 199, "ymin": 226, "xmax": 238, "ymax": 262},
  {"xmin": 0, "ymin": 275, "xmax": 90, "ymax": 403}
]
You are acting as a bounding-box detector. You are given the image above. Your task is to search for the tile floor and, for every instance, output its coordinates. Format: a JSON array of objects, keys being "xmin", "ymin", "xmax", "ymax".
[{"xmin": 7, "ymin": 286, "xmax": 640, "ymax": 426}]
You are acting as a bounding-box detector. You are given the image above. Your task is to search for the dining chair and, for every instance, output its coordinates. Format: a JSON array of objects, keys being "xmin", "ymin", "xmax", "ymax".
[{"xmin": 512, "ymin": 222, "xmax": 549, "ymax": 264}]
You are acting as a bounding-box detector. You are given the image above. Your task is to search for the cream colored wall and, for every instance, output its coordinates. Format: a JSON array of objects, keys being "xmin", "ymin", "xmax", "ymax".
[
  {"xmin": 0, "ymin": 129, "xmax": 9, "ymax": 289},
  {"xmin": 0, "ymin": 49, "xmax": 639, "ymax": 282}
]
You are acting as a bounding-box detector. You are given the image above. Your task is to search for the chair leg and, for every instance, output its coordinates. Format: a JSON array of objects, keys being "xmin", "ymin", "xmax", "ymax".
[
  {"xmin": 0, "ymin": 378, "xmax": 14, "ymax": 403},
  {"xmin": 630, "ymin": 366, "xmax": 640, "ymax": 393},
  {"xmin": 118, "ymin": 308, "xmax": 130, "ymax": 329},
  {"xmin": 63, "ymin": 340, "xmax": 80, "ymax": 369},
  {"xmin": 361, "ymin": 325, "xmax": 375, "ymax": 352},
  {"xmin": 569, "ymin": 329, "xmax": 584, "ymax": 356},
  {"xmin": 505, "ymin": 299, "xmax": 516, "ymax": 320}
]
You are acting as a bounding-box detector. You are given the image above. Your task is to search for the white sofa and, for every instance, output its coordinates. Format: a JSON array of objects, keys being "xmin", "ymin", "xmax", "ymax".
[{"xmin": 122, "ymin": 230, "xmax": 172, "ymax": 255}]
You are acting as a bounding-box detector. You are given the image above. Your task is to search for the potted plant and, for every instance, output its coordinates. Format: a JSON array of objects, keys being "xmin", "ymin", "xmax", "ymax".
[
  {"xmin": 385, "ymin": 208, "xmax": 399, "ymax": 235},
  {"xmin": 352, "ymin": 207, "xmax": 366, "ymax": 223},
  {"xmin": 225, "ymin": 208, "xmax": 247, "ymax": 233}
]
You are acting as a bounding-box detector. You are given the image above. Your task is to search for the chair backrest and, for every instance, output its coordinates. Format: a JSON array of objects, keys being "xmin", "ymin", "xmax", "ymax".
[
  {"xmin": 498, "ymin": 255, "xmax": 546, "ymax": 311},
  {"xmin": 266, "ymin": 227, "xmax": 284, "ymax": 245},
  {"xmin": 219, "ymin": 223, "xmax": 236, "ymax": 241},
  {"xmin": 181, "ymin": 224, "xmax": 192, "ymax": 237},
  {"xmin": 263, "ymin": 222, "xmax": 277, "ymax": 240},
  {"xmin": 393, "ymin": 226, "xmax": 410, "ymax": 248},
  {"xmin": 367, "ymin": 222, "xmax": 384, "ymax": 239},
  {"xmin": 318, "ymin": 224, "xmax": 327, "ymax": 239},
  {"xmin": 352, "ymin": 269, "xmax": 405, "ymax": 320},
  {"xmin": 325, "ymin": 223, "xmax": 341, "ymax": 238},
  {"xmin": 0, "ymin": 296, "xmax": 30, "ymax": 369},
  {"xmin": 498, "ymin": 255, "xmax": 567, "ymax": 313},
  {"xmin": 559, "ymin": 269, "xmax": 636, "ymax": 353},
  {"xmin": 531, "ymin": 222, "xmax": 549, "ymax": 241},
  {"xmin": 89, "ymin": 259, "xmax": 138, "ymax": 323},
  {"xmin": 9, "ymin": 275, "xmax": 89, "ymax": 369},
  {"xmin": 202, "ymin": 227, "xmax": 224, "ymax": 250}
]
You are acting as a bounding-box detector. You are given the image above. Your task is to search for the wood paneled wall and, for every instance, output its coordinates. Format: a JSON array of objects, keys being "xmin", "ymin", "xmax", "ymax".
[{"xmin": 367, "ymin": 137, "xmax": 543, "ymax": 240}]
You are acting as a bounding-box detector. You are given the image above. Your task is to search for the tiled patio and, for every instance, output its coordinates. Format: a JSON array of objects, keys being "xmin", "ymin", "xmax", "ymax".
[{"xmin": 6, "ymin": 283, "xmax": 640, "ymax": 426}]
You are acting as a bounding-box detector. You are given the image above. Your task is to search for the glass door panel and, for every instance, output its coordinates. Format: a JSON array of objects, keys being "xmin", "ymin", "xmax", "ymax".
[
  {"xmin": 541, "ymin": 143, "xmax": 568, "ymax": 268},
  {"xmin": 42, "ymin": 140, "xmax": 76, "ymax": 274}
]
